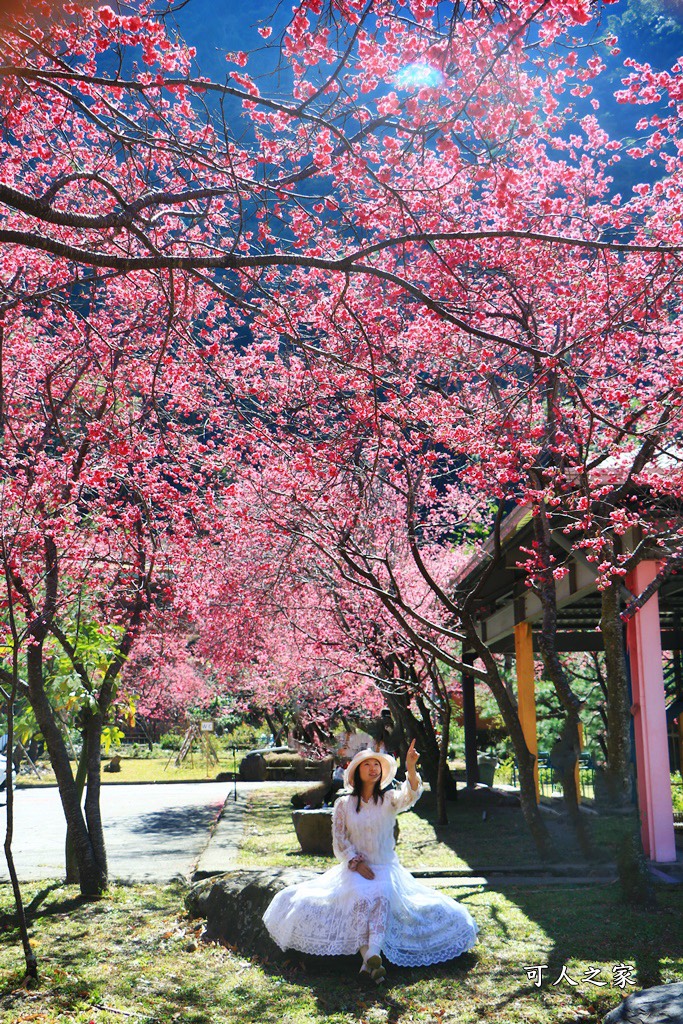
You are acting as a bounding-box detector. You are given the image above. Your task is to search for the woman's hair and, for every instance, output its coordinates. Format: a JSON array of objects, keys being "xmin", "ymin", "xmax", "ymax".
[{"xmin": 351, "ymin": 767, "xmax": 385, "ymax": 813}]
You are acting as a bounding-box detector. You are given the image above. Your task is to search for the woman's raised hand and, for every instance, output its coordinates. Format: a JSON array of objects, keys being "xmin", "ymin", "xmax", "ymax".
[{"xmin": 406, "ymin": 738, "xmax": 419, "ymax": 771}]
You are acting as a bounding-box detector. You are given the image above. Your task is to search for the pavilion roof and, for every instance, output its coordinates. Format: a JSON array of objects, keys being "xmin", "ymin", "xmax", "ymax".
[{"xmin": 456, "ymin": 505, "xmax": 683, "ymax": 654}]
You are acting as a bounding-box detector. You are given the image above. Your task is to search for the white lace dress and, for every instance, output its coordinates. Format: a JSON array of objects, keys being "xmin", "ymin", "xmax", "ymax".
[{"xmin": 262, "ymin": 778, "xmax": 478, "ymax": 966}]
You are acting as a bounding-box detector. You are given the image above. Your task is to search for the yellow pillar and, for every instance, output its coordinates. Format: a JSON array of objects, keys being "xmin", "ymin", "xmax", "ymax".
[
  {"xmin": 575, "ymin": 721, "xmax": 584, "ymax": 804},
  {"xmin": 514, "ymin": 621, "xmax": 539, "ymax": 801}
]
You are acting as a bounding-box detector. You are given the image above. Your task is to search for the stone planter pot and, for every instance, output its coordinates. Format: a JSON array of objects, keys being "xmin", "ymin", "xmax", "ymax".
[
  {"xmin": 477, "ymin": 754, "xmax": 498, "ymax": 787},
  {"xmin": 292, "ymin": 808, "xmax": 334, "ymax": 855}
]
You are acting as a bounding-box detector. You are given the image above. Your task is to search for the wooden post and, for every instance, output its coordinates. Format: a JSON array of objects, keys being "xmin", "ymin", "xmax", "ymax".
[
  {"xmin": 625, "ymin": 560, "xmax": 676, "ymax": 863},
  {"xmin": 514, "ymin": 621, "xmax": 539, "ymax": 801}
]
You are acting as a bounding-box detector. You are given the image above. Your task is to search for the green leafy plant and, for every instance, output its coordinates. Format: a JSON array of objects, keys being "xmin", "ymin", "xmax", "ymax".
[
  {"xmin": 159, "ymin": 732, "xmax": 183, "ymax": 751},
  {"xmin": 671, "ymin": 777, "xmax": 683, "ymax": 814},
  {"xmin": 101, "ymin": 726, "xmax": 125, "ymax": 755}
]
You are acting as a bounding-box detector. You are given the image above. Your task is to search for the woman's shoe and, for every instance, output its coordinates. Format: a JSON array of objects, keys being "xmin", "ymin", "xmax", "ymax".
[{"xmin": 364, "ymin": 955, "xmax": 386, "ymax": 984}]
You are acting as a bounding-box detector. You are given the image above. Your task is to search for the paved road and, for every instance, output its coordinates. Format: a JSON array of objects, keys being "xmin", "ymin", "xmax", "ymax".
[{"xmin": 0, "ymin": 782, "xmax": 237, "ymax": 883}]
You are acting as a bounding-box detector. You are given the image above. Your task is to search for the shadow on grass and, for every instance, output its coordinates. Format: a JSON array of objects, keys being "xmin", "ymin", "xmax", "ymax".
[
  {"xmin": 410, "ymin": 787, "xmax": 626, "ymax": 868},
  {"xmin": 404, "ymin": 791, "xmax": 680, "ymax": 1010},
  {"xmin": 0, "ymin": 882, "xmax": 88, "ymax": 930},
  {"xmin": 253, "ymin": 947, "xmax": 480, "ymax": 1022},
  {"xmin": 2, "ymin": 877, "xmax": 173, "ymax": 929},
  {"xmin": 412, "ymin": 789, "xmax": 543, "ymax": 867},
  {"xmin": 24, "ymin": 882, "xmax": 70, "ymax": 920},
  {"xmin": 506, "ymin": 881, "xmax": 681, "ymax": 989},
  {"xmin": 415, "ymin": 785, "xmax": 645, "ymax": 870}
]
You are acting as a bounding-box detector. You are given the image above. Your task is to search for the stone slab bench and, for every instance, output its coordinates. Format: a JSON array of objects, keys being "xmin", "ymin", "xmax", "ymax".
[{"xmin": 186, "ymin": 868, "xmax": 321, "ymax": 962}]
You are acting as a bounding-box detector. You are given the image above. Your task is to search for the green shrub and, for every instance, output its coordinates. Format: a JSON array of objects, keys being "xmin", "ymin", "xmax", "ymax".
[
  {"xmin": 672, "ymin": 776, "xmax": 683, "ymax": 814},
  {"xmin": 219, "ymin": 722, "xmax": 265, "ymax": 750},
  {"xmin": 494, "ymin": 756, "xmax": 516, "ymax": 785},
  {"xmin": 159, "ymin": 732, "xmax": 183, "ymax": 751},
  {"xmin": 120, "ymin": 743, "xmax": 157, "ymax": 759}
]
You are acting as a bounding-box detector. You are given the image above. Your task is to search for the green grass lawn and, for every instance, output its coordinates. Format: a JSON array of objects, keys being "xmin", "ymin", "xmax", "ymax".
[
  {"xmin": 0, "ymin": 878, "xmax": 681, "ymax": 1024},
  {"xmin": 3, "ymin": 776, "xmax": 680, "ymax": 1023},
  {"xmin": 235, "ymin": 786, "xmax": 639, "ymax": 871}
]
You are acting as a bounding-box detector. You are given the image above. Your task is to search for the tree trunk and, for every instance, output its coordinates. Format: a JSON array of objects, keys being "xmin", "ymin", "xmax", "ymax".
[
  {"xmin": 495, "ymin": 693, "xmax": 552, "ymax": 857},
  {"xmin": 463, "ymin": 627, "xmax": 554, "ymax": 860},
  {"xmin": 600, "ymin": 581, "xmax": 634, "ymax": 806},
  {"xmin": 1, "ymin": 564, "xmax": 38, "ymax": 979},
  {"xmin": 436, "ymin": 698, "xmax": 451, "ymax": 826},
  {"xmin": 65, "ymin": 739, "xmax": 89, "ymax": 884},
  {"xmin": 83, "ymin": 711, "xmax": 108, "ymax": 881},
  {"xmin": 550, "ymin": 711, "xmax": 592, "ymax": 854},
  {"xmin": 26, "ymin": 645, "xmax": 107, "ymax": 896},
  {"xmin": 383, "ymin": 689, "xmax": 458, "ymax": 800},
  {"xmin": 264, "ymin": 709, "xmax": 285, "ymax": 746}
]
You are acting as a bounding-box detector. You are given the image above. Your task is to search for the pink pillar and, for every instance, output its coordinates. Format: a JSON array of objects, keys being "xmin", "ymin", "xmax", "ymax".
[{"xmin": 625, "ymin": 560, "xmax": 676, "ymax": 863}]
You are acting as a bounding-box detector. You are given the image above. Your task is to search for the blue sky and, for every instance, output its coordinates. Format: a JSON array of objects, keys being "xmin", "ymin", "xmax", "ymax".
[
  {"xmin": 165, "ymin": 0, "xmax": 683, "ymax": 81},
  {"xmin": 166, "ymin": 0, "xmax": 291, "ymax": 85},
  {"xmin": 162, "ymin": 0, "xmax": 683, "ymax": 198}
]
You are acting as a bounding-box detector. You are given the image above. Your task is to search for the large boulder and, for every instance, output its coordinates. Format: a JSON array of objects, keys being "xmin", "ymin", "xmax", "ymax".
[
  {"xmin": 603, "ymin": 982, "xmax": 683, "ymax": 1023},
  {"xmin": 186, "ymin": 868, "xmax": 319, "ymax": 961},
  {"xmin": 239, "ymin": 751, "xmax": 267, "ymax": 782},
  {"xmin": 291, "ymin": 808, "xmax": 334, "ymax": 855}
]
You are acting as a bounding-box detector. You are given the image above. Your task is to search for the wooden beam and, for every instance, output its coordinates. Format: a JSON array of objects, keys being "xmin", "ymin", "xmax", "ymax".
[
  {"xmin": 488, "ymin": 630, "xmax": 683, "ymax": 654},
  {"xmin": 478, "ymin": 563, "xmax": 598, "ymax": 648}
]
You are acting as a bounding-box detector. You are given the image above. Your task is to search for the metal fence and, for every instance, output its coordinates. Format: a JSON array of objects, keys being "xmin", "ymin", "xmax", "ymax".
[{"xmin": 511, "ymin": 751, "xmax": 596, "ymax": 800}]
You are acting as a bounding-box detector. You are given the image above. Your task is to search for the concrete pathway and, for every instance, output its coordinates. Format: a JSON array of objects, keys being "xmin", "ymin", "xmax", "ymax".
[{"xmin": 193, "ymin": 789, "xmax": 247, "ymax": 879}]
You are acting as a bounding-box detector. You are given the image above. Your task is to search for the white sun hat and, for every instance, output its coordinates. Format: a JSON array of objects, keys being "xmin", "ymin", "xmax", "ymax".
[{"xmin": 343, "ymin": 748, "xmax": 397, "ymax": 790}]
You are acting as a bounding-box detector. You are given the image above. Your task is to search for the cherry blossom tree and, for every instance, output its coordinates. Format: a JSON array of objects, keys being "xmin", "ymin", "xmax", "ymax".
[
  {"xmin": 0, "ymin": 266, "xmax": 241, "ymax": 893},
  {"xmin": 121, "ymin": 627, "xmax": 216, "ymax": 726},
  {"xmin": 228, "ymin": 206, "xmax": 683, "ymax": 848},
  {"xmin": 2, "ymin": 0, "xmax": 683, "ymax": 876},
  {"xmin": 181, "ymin": 498, "xmax": 465, "ymax": 817},
  {"xmin": 165, "ymin": 513, "xmax": 382, "ymax": 744}
]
